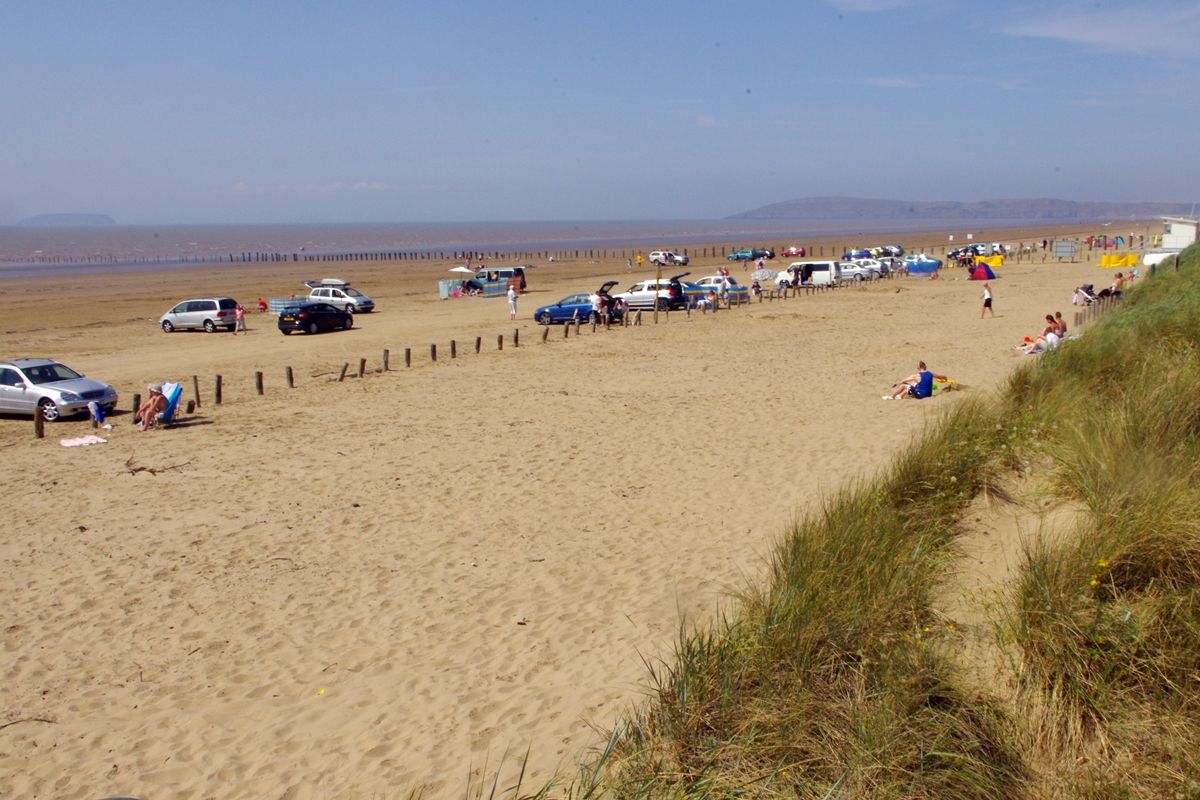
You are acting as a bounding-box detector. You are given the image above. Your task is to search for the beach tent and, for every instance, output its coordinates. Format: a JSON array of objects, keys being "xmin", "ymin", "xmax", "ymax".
[{"xmin": 970, "ymin": 263, "xmax": 996, "ymax": 280}]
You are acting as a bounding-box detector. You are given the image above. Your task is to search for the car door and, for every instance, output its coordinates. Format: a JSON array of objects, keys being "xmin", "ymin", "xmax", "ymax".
[{"xmin": 0, "ymin": 367, "xmax": 33, "ymax": 414}]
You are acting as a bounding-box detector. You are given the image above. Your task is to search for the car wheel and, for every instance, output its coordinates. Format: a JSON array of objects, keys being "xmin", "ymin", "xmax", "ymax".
[
  {"xmin": 855, "ymin": 274, "xmax": 864, "ymax": 282},
  {"xmin": 161, "ymin": 320, "xmax": 174, "ymax": 333},
  {"xmin": 344, "ymin": 305, "xmax": 354, "ymax": 315},
  {"xmin": 656, "ymin": 298, "xmax": 668, "ymax": 311},
  {"xmin": 308, "ymin": 322, "xmax": 319, "ymax": 335},
  {"xmin": 203, "ymin": 319, "xmax": 216, "ymax": 333},
  {"xmin": 538, "ymin": 311, "xmax": 553, "ymax": 325},
  {"xmin": 38, "ymin": 399, "xmax": 60, "ymax": 422},
  {"xmin": 342, "ymin": 317, "xmax": 352, "ymax": 330},
  {"xmin": 281, "ymin": 329, "xmax": 290, "ymax": 336}
]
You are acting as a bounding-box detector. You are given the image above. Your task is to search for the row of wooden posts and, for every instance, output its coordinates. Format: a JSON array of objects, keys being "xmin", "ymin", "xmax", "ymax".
[
  {"xmin": 1073, "ymin": 294, "xmax": 1122, "ymax": 329},
  {"xmin": 30, "ymin": 272, "xmax": 876, "ymax": 439}
]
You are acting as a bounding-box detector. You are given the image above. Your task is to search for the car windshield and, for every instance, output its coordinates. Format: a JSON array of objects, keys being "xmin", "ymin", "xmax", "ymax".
[
  {"xmin": 344, "ymin": 288, "xmax": 364, "ymax": 297},
  {"xmin": 23, "ymin": 362, "xmax": 82, "ymax": 384}
]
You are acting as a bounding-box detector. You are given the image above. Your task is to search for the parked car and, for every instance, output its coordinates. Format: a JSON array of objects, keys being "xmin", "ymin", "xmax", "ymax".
[
  {"xmin": 695, "ymin": 275, "xmax": 751, "ymax": 302},
  {"xmin": 649, "ymin": 250, "xmax": 689, "ymax": 266},
  {"xmin": 841, "ymin": 261, "xmax": 882, "ymax": 282},
  {"xmin": 278, "ymin": 302, "xmax": 354, "ymax": 335},
  {"xmin": 612, "ymin": 273, "xmax": 702, "ymax": 310},
  {"xmin": 904, "ymin": 254, "xmax": 943, "ymax": 271},
  {"xmin": 470, "ymin": 266, "xmax": 528, "ymax": 291},
  {"xmin": 726, "ymin": 249, "xmax": 756, "ymax": 261},
  {"xmin": 776, "ymin": 260, "xmax": 841, "ymax": 288},
  {"xmin": 842, "ymin": 248, "xmax": 872, "ymax": 260},
  {"xmin": 881, "ymin": 244, "xmax": 905, "ymax": 257},
  {"xmin": 534, "ymin": 281, "xmax": 623, "ymax": 324},
  {"xmin": 159, "ymin": 297, "xmax": 239, "ymax": 332},
  {"xmin": 751, "ymin": 248, "xmax": 775, "ymax": 260},
  {"xmin": 875, "ymin": 256, "xmax": 904, "ymax": 275},
  {"xmin": 305, "ymin": 279, "xmax": 375, "ymax": 313},
  {"xmin": 0, "ymin": 358, "xmax": 118, "ymax": 421},
  {"xmin": 781, "ymin": 246, "xmax": 806, "ymax": 258}
]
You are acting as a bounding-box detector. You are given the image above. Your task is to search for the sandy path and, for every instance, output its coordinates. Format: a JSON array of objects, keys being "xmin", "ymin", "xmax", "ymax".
[{"xmin": 1, "ymin": 235, "xmax": 1125, "ymax": 798}]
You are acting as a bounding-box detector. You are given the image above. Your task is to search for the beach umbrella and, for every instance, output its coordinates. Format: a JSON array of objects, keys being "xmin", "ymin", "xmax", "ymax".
[
  {"xmin": 751, "ymin": 267, "xmax": 776, "ymax": 281},
  {"xmin": 448, "ymin": 266, "xmax": 475, "ymax": 273}
]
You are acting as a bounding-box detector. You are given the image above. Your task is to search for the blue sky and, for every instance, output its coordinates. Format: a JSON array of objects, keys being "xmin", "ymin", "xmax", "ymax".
[{"xmin": 2, "ymin": 0, "xmax": 1198, "ymax": 224}]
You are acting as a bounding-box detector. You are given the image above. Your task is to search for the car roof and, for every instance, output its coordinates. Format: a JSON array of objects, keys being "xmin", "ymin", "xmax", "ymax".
[{"xmin": 0, "ymin": 358, "xmax": 59, "ymax": 368}]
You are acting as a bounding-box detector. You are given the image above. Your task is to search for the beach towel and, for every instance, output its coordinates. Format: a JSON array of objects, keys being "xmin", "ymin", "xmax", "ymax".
[{"xmin": 60, "ymin": 435, "xmax": 107, "ymax": 447}]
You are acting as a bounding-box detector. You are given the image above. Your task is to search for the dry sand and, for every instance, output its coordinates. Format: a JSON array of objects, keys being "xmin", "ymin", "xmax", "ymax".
[{"xmin": 0, "ymin": 226, "xmax": 1139, "ymax": 798}]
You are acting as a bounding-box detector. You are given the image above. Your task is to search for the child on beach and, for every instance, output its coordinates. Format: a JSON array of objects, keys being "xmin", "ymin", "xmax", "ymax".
[
  {"xmin": 234, "ymin": 303, "xmax": 246, "ymax": 334},
  {"xmin": 981, "ymin": 283, "xmax": 994, "ymax": 318},
  {"xmin": 507, "ymin": 284, "xmax": 518, "ymax": 319}
]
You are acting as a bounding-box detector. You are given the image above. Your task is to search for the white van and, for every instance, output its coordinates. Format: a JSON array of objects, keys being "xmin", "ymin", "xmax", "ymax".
[{"xmin": 776, "ymin": 260, "xmax": 841, "ymax": 288}]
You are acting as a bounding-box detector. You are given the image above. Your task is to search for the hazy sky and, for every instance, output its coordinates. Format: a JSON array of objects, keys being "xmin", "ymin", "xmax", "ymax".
[{"xmin": 3, "ymin": 0, "xmax": 1198, "ymax": 224}]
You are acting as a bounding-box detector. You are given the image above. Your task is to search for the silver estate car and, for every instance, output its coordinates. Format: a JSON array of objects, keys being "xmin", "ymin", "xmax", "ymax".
[
  {"xmin": 160, "ymin": 297, "xmax": 239, "ymax": 332},
  {"xmin": 0, "ymin": 359, "xmax": 118, "ymax": 421}
]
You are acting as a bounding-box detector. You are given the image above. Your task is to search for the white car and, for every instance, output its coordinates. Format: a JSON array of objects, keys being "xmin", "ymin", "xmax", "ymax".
[
  {"xmin": 648, "ymin": 250, "xmax": 689, "ymax": 266},
  {"xmin": 842, "ymin": 260, "xmax": 882, "ymax": 282},
  {"xmin": 612, "ymin": 274, "xmax": 696, "ymax": 310}
]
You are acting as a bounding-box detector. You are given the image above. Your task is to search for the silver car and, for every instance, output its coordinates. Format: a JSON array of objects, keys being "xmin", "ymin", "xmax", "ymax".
[
  {"xmin": 0, "ymin": 359, "xmax": 118, "ymax": 421},
  {"xmin": 160, "ymin": 297, "xmax": 239, "ymax": 332}
]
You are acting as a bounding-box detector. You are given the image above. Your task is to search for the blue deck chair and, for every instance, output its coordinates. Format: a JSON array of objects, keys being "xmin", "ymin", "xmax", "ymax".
[{"xmin": 159, "ymin": 382, "xmax": 184, "ymax": 426}]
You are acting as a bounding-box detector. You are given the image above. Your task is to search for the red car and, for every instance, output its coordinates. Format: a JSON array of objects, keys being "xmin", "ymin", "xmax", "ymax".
[{"xmin": 782, "ymin": 246, "xmax": 806, "ymax": 257}]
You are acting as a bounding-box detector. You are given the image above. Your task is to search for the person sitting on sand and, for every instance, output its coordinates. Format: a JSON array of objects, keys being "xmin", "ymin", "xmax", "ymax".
[
  {"xmin": 1054, "ymin": 311, "xmax": 1067, "ymax": 337},
  {"xmin": 885, "ymin": 361, "xmax": 948, "ymax": 400},
  {"xmin": 1015, "ymin": 331, "xmax": 1060, "ymax": 355},
  {"xmin": 257, "ymin": 297, "xmax": 269, "ymax": 312},
  {"xmin": 136, "ymin": 384, "xmax": 169, "ymax": 431}
]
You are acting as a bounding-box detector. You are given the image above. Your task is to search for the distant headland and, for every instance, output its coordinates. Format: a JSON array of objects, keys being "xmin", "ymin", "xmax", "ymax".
[
  {"xmin": 17, "ymin": 213, "xmax": 117, "ymax": 227},
  {"xmin": 727, "ymin": 197, "xmax": 1196, "ymax": 221}
]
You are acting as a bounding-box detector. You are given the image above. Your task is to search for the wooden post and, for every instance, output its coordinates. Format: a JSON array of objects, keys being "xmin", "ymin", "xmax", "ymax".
[
  {"xmin": 405, "ymin": 347, "xmax": 412, "ymax": 368},
  {"xmin": 185, "ymin": 400, "xmax": 196, "ymax": 414},
  {"xmin": 338, "ymin": 363, "xmax": 349, "ymax": 381},
  {"xmin": 564, "ymin": 321, "xmax": 570, "ymax": 338},
  {"xmin": 214, "ymin": 375, "xmax": 223, "ymax": 404},
  {"xmin": 513, "ymin": 328, "xmax": 519, "ymax": 347},
  {"xmin": 191, "ymin": 375, "xmax": 201, "ymax": 409},
  {"xmin": 286, "ymin": 366, "xmax": 294, "ymax": 388},
  {"xmin": 541, "ymin": 326, "xmax": 549, "ymax": 343},
  {"xmin": 255, "ymin": 371, "xmax": 264, "ymax": 395},
  {"xmin": 497, "ymin": 334, "xmax": 504, "ymax": 351},
  {"xmin": 132, "ymin": 393, "xmax": 141, "ymax": 415},
  {"xmin": 451, "ymin": 340, "xmax": 457, "ymax": 358},
  {"xmin": 591, "ymin": 318, "xmax": 597, "ymax": 332},
  {"xmin": 475, "ymin": 336, "xmax": 482, "ymax": 354},
  {"xmin": 430, "ymin": 344, "xmax": 437, "ymax": 362},
  {"xmin": 382, "ymin": 349, "xmax": 390, "ymax": 371},
  {"xmin": 635, "ymin": 310, "xmax": 642, "ymax": 326},
  {"xmin": 575, "ymin": 319, "xmax": 582, "ymax": 336},
  {"xmin": 357, "ymin": 358, "xmax": 366, "ymax": 378},
  {"xmin": 34, "ymin": 411, "xmax": 44, "ymax": 439}
]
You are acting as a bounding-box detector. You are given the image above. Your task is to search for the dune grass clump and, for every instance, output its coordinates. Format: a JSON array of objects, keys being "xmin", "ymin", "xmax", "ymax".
[
  {"xmin": 591, "ymin": 398, "xmax": 1026, "ymax": 799},
  {"xmin": 1000, "ymin": 247, "xmax": 1200, "ymax": 794}
]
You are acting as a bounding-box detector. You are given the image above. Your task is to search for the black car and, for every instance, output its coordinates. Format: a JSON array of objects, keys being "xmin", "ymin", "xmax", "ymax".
[
  {"xmin": 751, "ymin": 248, "xmax": 775, "ymax": 260},
  {"xmin": 278, "ymin": 302, "xmax": 353, "ymax": 335}
]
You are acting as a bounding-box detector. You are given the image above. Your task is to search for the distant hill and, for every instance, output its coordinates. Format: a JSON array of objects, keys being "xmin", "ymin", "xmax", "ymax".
[
  {"xmin": 727, "ymin": 197, "xmax": 1196, "ymax": 221},
  {"xmin": 17, "ymin": 213, "xmax": 116, "ymax": 227}
]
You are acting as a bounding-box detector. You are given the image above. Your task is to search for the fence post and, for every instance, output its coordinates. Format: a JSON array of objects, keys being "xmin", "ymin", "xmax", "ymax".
[
  {"xmin": 451, "ymin": 340, "xmax": 457, "ymax": 359},
  {"xmin": 338, "ymin": 363, "xmax": 349, "ymax": 381},
  {"xmin": 191, "ymin": 375, "xmax": 201, "ymax": 409},
  {"xmin": 430, "ymin": 344, "xmax": 437, "ymax": 362},
  {"xmin": 357, "ymin": 358, "xmax": 366, "ymax": 378},
  {"xmin": 382, "ymin": 349, "xmax": 390, "ymax": 371},
  {"xmin": 214, "ymin": 375, "xmax": 223, "ymax": 404},
  {"xmin": 286, "ymin": 366, "xmax": 294, "ymax": 388},
  {"xmin": 405, "ymin": 348, "xmax": 412, "ymax": 368},
  {"xmin": 255, "ymin": 371, "xmax": 264, "ymax": 395},
  {"xmin": 497, "ymin": 334, "xmax": 503, "ymax": 351},
  {"xmin": 475, "ymin": 336, "xmax": 482, "ymax": 354}
]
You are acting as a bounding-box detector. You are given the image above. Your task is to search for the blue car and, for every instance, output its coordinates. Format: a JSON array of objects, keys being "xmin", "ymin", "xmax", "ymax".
[{"xmin": 534, "ymin": 281, "xmax": 623, "ymax": 324}]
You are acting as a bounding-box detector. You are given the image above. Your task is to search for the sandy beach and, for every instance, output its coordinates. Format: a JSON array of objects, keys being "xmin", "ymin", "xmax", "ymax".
[{"xmin": 0, "ymin": 225, "xmax": 1145, "ymax": 798}]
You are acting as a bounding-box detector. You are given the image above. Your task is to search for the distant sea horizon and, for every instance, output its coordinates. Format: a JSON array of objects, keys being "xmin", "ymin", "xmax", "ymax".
[{"xmin": 0, "ymin": 217, "xmax": 1149, "ymax": 277}]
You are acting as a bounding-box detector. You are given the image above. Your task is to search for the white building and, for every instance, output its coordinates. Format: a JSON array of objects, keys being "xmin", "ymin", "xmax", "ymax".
[{"xmin": 1161, "ymin": 217, "xmax": 1198, "ymax": 250}]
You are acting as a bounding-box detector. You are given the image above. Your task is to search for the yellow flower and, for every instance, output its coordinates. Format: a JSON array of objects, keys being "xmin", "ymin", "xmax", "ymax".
[
  {"xmin": 1097, "ymin": 559, "xmax": 1110, "ymax": 569},
  {"xmin": 1089, "ymin": 577, "xmax": 1100, "ymax": 587}
]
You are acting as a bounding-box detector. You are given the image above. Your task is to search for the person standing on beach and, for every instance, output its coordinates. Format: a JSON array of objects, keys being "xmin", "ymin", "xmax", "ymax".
[
  {"xmin": 626, "ymin": 257, "xmax": 633, "ymax": 272},
  {"xmin": 507, "ymin": 284, "xmax": 518, "ymax": 320},
  {"xmin": 234, "ymin": 302, "xmax": 246, "ymax": 334},
  {"xmin": 981, "ymin": 282, "xmax": 994, "ymax": 318}
]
